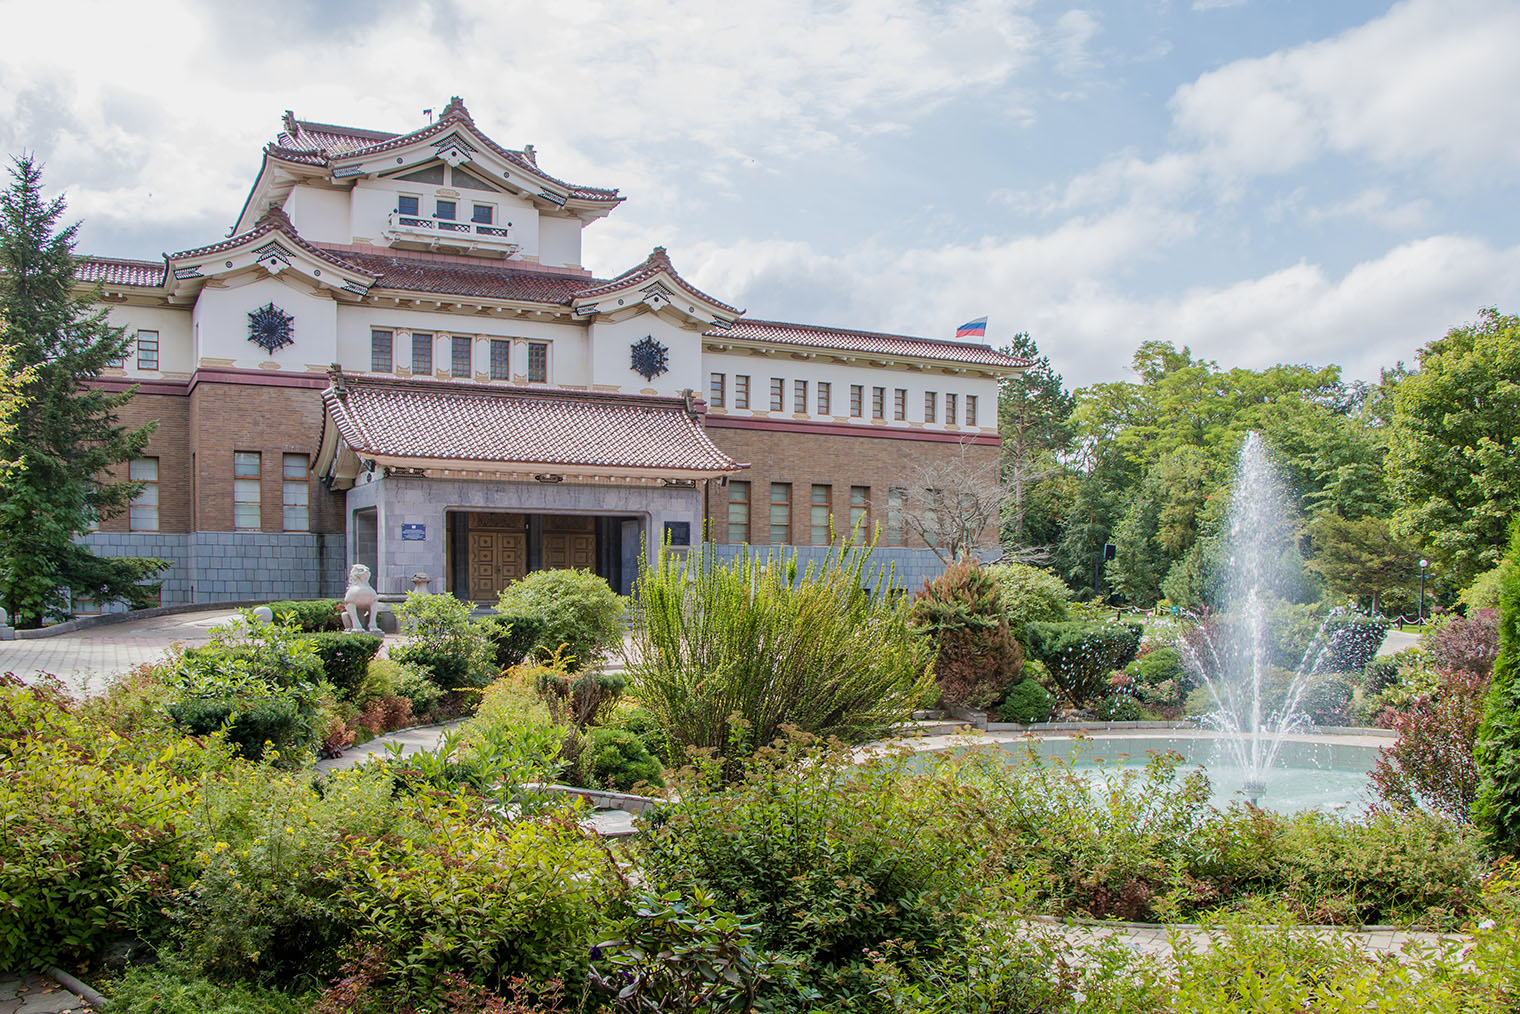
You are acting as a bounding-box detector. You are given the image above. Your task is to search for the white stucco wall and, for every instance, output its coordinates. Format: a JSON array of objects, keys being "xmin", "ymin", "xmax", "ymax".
[
  {"xmin": 348, "ymin": 177, "xmax": 541, "ymax": 259},
  {"xmin": 102, "ymin": 304, "xmax": 194, "ymax": 377},
  {"xmin": 191, "ymin": 275, "xmax": 338, "ymax": 370},
  {"xmin": 333, "ymin": 305, "xmax": 591, "ymax": 385},
  {"xmin": 282, "ymin": 187, "xmax": 350, "ymax": 245},
  {"xmin": 588, "ymin": 312, "xmax": 706, "ymax": 396},
  {"xmin": 538, "ymin": 214, "xmax": 582, "ymax": 268}
]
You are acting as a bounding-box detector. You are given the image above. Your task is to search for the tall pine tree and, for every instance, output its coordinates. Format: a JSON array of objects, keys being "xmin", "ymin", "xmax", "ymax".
[
  {"xmin": 0, "ymin": 155, "xmax": 165, "ymax": 627},
  {"xmin": 997, "ymin": 332, "xmax": 1074, "ymax": 560}
]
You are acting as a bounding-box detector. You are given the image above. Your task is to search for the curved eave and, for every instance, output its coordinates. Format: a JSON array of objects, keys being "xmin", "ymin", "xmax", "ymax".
[
  {"xmin": 700, "ymin": 336, "xmax": 1026, "ymax": 376},
  {"xmin": 363, "ymin": 453, "xmax": 744, "ymax": 481}
]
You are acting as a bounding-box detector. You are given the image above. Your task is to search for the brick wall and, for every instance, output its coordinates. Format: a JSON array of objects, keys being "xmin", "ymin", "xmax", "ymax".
[
  {"xmin": 703, "ymin": 425, "xmax": 999, "ymax": 548},
  {"xmin": 98, "ymin": 391, "xmax": 191, "ymax": 533}
]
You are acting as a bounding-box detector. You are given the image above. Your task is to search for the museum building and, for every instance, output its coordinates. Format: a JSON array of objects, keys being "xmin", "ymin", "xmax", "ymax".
[{"xmin": 77, "ymin": 98, "xmax": 1026, "ymax": 608}]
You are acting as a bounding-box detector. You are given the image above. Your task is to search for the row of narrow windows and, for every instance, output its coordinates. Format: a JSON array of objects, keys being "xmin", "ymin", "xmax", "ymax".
[
  {"xmin": 371, "ymin": 330, "xmax": 548, "ymax": 382},
  {"xmin": 725, "ymin": 481, "xmax": 917, "ymax": 547},
  {"xmin": 114, "ymin": 452, "xmax": 310, "ymax": 533},
  {"xmin": 709, "ymin": 373, "xmax": 978, "ymax": 426}
]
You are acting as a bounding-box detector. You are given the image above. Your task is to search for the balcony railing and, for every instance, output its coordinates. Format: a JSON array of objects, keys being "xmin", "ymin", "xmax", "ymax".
[{"xmin": 385, "ymin": 210, "xmax": 520, "ymax": 256}]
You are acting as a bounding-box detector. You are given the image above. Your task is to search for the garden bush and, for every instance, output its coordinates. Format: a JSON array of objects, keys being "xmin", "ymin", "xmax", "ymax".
[
  {"xmin": 455, "ymin": 668, "xmax": 568, "ymax": 789},
  {"xmin": 1022, "ymin": 620, "xmax": 1143, "ymax": 706},
  {"xmin": 476, "ymin": 612, "xmax": 549, "ymax": 671},
  {"xmin": 267, "ymin": 598, "xmax": 341, "ymax": 632},
  {"xmin": 104, "ymin": 956, "xmax": 313, "ymax": 1014},
  {"xmin": 1096, "ymin": 691, "xmax": 1143, "ymax": 722},
  {"xmin": 304, "ymin": 631, "xmax": 382, "ymax": 698},
  {"xmin": 1373, "ymin": 667, "xmax": 1488, "ymax": 822},
  {"xmin": 910, "ymin": 560, "xmax": 1025, "ymax": 711},
  {"xmin": 998, "ymin": 678, "xmax": 1054, "ymax": 724},
  {"xmin": 1299, "ymin": 672, "xmax": 1356, "ymax": 725},
  {"xmin": 1307, "ymin": 613, "xmax": 1390, "ymax": 674},
  {"xmin": 1125, "ymin": 645, "xmax": 1189, "ymax": 714},
  {"xmin": 496, "ymin": 569, "xmax": 624, "ymax": 671},
  {"xmin": 581, "ymin": 726, "xmax": 664, "ymax": 791},
  {"xmin": 615, "ymin": 705, "xmax": 670, "ymax": 763},
  {"xmin": 1426, "ymin": 608, "xmax": 1501, "ymax": 677},
  {"xmin": 1364, "ymin": 655, "xmax": 1402, "ymax": 694},
  {"xmin": 390, "ymin": 592, "xmax": 494, "ymax": 690},
  {"xmin": 1474, "ymin": 526, "xmax": 1520, "ymax": 853},
  {"xmin": 983, "ymin": 561, "xmax": 1070, "ymax": 639},
  {"xmin": 625, "ymin": 542, "xmax": 933, "ymax": 762},
  {"xmin": 525, "ymin": 646, "xmax": 626, "ymax": 727}
]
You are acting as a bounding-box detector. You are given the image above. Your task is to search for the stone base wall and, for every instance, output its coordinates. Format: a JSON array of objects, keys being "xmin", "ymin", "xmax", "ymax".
[
  {"xmin": 81, "ymin": 532, "xmax": 347, "ymax": 609},
  {"xmin": 706, "ymin": 543, "xmax": 949, "ymax": 593}
]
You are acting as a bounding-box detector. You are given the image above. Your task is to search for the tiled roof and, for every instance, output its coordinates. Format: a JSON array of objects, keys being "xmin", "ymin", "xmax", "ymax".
[
  {"xmin": 169, "ymin": 208, "xmax": 379, "ymax": 286},
  {"xmin": 577, "ymin": 247, "xmax": 741, "ymax": 315},
  {"xmin": 323, "ymin": 374, "xmax": 744, "ymax": 474},
  {"xmin": 275, "ymin": 101, "xmax": 620, "ymax": 203},
  {"xmin": 328, "ymin": 248, "xmax": 597, "ymax": 304},
  {"xmin": 77, "ymin": 257, "xmax": 166, "ymax": 288},
  {"xmin": 706, "ymin": 318, "xmax": 1031, "ymax": 369}
]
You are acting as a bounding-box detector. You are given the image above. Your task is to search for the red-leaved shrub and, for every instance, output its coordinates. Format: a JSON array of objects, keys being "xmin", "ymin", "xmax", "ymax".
[
  {"xmin": 1425, "ymin": 609, "xmax": 1500, "ymax": 677},
  {"xmin": 1372, "ymin": 668, "xmax": 1489, "ymax": 821}
]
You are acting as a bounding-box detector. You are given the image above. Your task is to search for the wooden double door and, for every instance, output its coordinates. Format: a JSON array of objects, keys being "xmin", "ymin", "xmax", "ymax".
[{"xmin": 464, "ymin": 512, "xmax": 596, "ymax": 601}]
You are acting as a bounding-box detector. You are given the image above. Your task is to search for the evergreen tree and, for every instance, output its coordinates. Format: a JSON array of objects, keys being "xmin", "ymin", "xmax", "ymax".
[
  {"xmin": 1474, "ymin": 523, "xmax": 1520, "ymax": 854},
  {"xmin": 997, "ymin": 332, "xmax": 1074, "ymax": 558},
  {"xmin": 0, "ymin": 155, "xmax": 165, "ymax": 626}
]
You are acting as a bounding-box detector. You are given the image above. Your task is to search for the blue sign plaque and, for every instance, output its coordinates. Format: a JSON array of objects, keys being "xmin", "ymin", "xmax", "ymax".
[{"xmin": 401, "ymin": 523, "xmax": 426, "ymax": 541}]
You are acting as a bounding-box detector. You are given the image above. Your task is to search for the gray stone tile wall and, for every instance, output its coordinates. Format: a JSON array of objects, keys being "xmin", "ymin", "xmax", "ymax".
[
  {"xmin": 81, "ymin": 532, "xmax": 346, "ymax": 608},
  {"xmin": 706, "ymin": 543, "xmax": 949, "ymax": 593}
]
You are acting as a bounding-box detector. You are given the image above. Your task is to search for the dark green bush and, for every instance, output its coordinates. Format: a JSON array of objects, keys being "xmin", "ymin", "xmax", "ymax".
[
  {"xmin": 1299, "ymin": 672, "xmax": 1355, "ymax": 725},
  {"xmin": 1097, "ymin": 692, "xmax": 1143, "ymax": 722},
  {"xmin": 267, "ymin": 599, "xmax": 341, "ymax": 632},
  {"xmin": 167, "ymin": 695, "xmax": 312, "ymax": 762},
  {"xmin": 582, "ymin": 727, "xmax": 664, "ymax": 791},
  {"xmin": 1476, "ymin": 527, "xmax": 1520, "ymax": 854},
  {"xmin": 1311, "ymin": 614, "xmax": 1391, "ymax": 674},
  {"xmin": 387, "ymin": 645, "xmax": 478, "ymax": 691},
  {"xmin": 617, "ymin": 706, "xmax": 670, "ymax": 763},
  {"xmin": 104, "ymin": 957, "xmax": 313, "ymax": 1014},
  {"xmin": 476, "ymin": 612, "xmax": 550, "ymax": 671},
  {"xmin": 1023, "ymin": 620, "xmax": 1143, "ymax": 706},
  {"xmin": 910, "ymin": 560, "xmax": 1025, "ymax": 711},
  {"xmin": 392, "ymin": 593, "xmax": 495, "ymax": 689},
  {"xmin": 1128, "ymin": 645, "xmax": 1187, "ymax": 690},
  {"xmin": 304, "ymin": 632, "xmax": 382, "ymax": 698},
  {"xmin": 984, "ymin": 561, "xmax": 1071, "ymax": 640},
  {"xmin": 1365, "ymin": 656, "xmax": 1402, "ymax": 694},
  {"xmin": 998, "ymin": 679, "xmax": 1054, "ymax": 724},
  {"xmin": 497, "ymin": 569, "xmax": 624, "ymax": 671}
]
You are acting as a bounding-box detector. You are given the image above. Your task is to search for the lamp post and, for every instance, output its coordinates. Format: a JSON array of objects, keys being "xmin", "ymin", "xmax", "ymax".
[{"xmin": 1418, "ymin": 559, "xmax": 1429, "ymax": 625}]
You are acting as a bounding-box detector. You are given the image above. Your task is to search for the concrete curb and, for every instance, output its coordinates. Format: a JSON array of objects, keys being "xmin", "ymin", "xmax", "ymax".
[
  {"xmin": 1022, "ymin": 914, "xmax": 1410, "ymax": 933},
  {"xmin": 16, "ymin": 600, "xmax": 271, "ymax": 639},
  {"xmin": 46, "ymin": 967, "xmax": 107, "ymax": 1009}
]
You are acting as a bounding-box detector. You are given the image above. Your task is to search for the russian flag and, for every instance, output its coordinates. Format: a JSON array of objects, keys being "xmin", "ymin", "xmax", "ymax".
[{"xmin": 955, "ymin": 316, "xmax": 988, "ymax": 339}]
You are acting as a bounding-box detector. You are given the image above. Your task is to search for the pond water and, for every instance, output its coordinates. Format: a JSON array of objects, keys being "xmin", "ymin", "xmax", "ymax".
[{"xmin": 991, "ymin": 734, "xmax": 1382, "ymax": 814}]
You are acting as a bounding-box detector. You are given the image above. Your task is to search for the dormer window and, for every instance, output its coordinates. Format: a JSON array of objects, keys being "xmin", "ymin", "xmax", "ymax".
[
  {"xmin": 397, "ymin": 194, "xmax": 420, "ymax": 216},
  {"xmin": 471, "ymin": 203, "xmax": 494, "ymax": 225},
  {"xmin": 435, "ymin": 199, "xmax": 456, "ymax": 221}
]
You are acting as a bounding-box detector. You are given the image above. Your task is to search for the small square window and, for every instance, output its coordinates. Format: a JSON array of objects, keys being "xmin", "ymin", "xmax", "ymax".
[
  {"xmin": 451, "ymin": 336, "xmax": 472, "ymax": 377},
  {"xmin": 411, "ymin": 332, "xmax": 433, "ymax": 375},
  {"xmin": 490, "ymin": 339, "xmax": 511, "ymax": 380},
  {"xmin": 471, "ymin": 204, "xmax": 493, "ymax": 224},
  {"xmin": 370, "ymin": 329, "xmax": 393, "ymax": 372},
  {"xmin": 735, "ymin": 375, "xmax": 750, "ymax": 409},
  {"xmin": 397, "ymin": 195, "xmax": 420, "ymax": 216},
  {"xmin": 136, "ymin": 330, "xmax": 159, "ymax": 371},
  {"xmin": 435, "ymin": 199, "xmax": 456, "ymax": 220},
  {"xmin": 528, "ymin": 343, "xmax": 548, "ymax": 383}
]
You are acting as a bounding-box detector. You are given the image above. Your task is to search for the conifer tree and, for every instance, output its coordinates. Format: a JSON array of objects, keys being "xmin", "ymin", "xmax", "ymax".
[
  {"xmin": 0, "ymin": 155, "xmax": 165, "ymax": 626},
  {"xmin": 1474, "ymin": 523, "xmax": 1520, "ymax": 853}
]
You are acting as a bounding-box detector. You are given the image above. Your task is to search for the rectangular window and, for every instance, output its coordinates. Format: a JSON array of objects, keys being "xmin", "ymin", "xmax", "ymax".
[
  {"xmin": 924, "ymin": 391, "xmax": 938, "ymax": 423},
  {"xmin": 727, "ymin": 480, "xmax": 750, "ymax": 543},
  {"xmin": 435, "ymin": 199, "xmax": 456, "ymax": 220},
  {"xmin": 136, "ymin": 330, "xmax": 159, "ymax": 371},
  {"xmin": 397, "ymin": 194, "xmax": 420, "ymax": 216},
  {"xmin": 886, "ymin": 487, "xmax": 907, "ymax": 546},
  {"xmin": 946, "ymin": 392, "xmax": 958, "ymax": 425},
  {"xmin": 770, "ymin": 378, "xmax": 784, "ymax": 412},
  {"xmin": 793, "ymin": 379, "xmax": 807, "ymax": 414},
  {"xmin": 849, "ymin": 485, "xmax": 869, "ymax": 537},
  {"xmin": 872, "ymin": 386, "xmax": 885, "ymax": 420},
  {"xmin": 471, "ymin": 203, "xmax": 493, "ymax": 224},
  {"xmin": 282, "ymin": 453, "xmax": 309, "ymax": 532},
  {"xmin": 810, "ymin": 484, "xmax": 831, "ymax": 545},
  {"xmin": 528, "ymin": 342, "xmax": 548, "ymax": 383},
  {"xmin": 817, "ymin": 381, "xmax": 831, "ymax": 415},
  {"xmin": 234, "ymin": 451, "xmax": 261, "ymax": 531},
  {"xmin": 370, "ymin": 329, "xmax": 393, "ymax": 372},
  {"xmin": 411, "ymin": 332, "xmax": 433, "ymax": 375},
  {"xmin": 894, "ymin": 388, "xmax": 907, "ymax": 420},
  {"xmin": 735, "ymin": 375, "xmax": 749, "ymax": 409},
  {"xmin": 966, "ymin": 394, "xmax": 978, "ymax": 426},
  {"xmin": 850, "ymin": 385, "xmax": 863, "ymax": 417},
  {"xmin": 451, "ymin": 335, "xmax": 471, "ymax": 377},
  {"xmin": 128, "ymin": 457, "xmax": 158, "ymax": 532},
  {"xmin": 709, "ymin": 372, "xmax": 725, "ymax": 408},
  {"xmin": 490, "ymin": 339, "xmax": 511, "ymax": 380},
  {"xmin": 769, "ymin": 483, "xmax": 791, "ymax": 544}
]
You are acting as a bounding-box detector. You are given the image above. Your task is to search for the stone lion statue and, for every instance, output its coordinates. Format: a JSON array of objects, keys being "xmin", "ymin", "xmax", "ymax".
[{"xmin": 341, "ymin": 563, "xmax": 382, "ymax": 634}]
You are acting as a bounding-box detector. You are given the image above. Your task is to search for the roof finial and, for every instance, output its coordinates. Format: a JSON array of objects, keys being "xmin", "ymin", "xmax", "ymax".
[
  {"xmin": 521, "ymin": 144, "xmax": 536, "ymax": 165},
  {"xmin": 440, "ymin": 96, "xmax": 471, "ymax": 123},
  {"xmin": 282, "ymin": 110, "xmax": 299, "ymax": 139}
]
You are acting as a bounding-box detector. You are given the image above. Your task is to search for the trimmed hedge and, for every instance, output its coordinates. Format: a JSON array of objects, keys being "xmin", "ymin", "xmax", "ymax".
[
  {"xmin": 998, "ymin": 678, "xmax": 1054, "ymax": 724},
  {"xmin": 167, "ymin": 695, "xmax": 309, "ymax": 762},
  {"xmin": 476, "ymin": 612, "xmax": 549, "ymax": 671},
  {"xmin": 304, "ymin": 632, "xmax": 383, "ymax": 698},
  {"xmin": 268, "ymin": 599, "xmax": 342, "ymax": 632},
  {"xmin": 1311, "ymin": 614, "xmax": 1390, "ymax": 674},
  {"xmin": 1023, "ymin": 620, "xmax": 1143, "ymax": 707}
]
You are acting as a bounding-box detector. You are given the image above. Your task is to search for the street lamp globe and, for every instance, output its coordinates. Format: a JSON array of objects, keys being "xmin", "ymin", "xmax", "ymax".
[{"xmin": 1420, "ymin": 558, "xmax": 1428, "ymax": 569}]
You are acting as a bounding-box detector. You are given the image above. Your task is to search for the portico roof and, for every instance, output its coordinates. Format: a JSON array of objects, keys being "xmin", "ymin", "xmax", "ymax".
[{"xmin": 317, "ymin": 372, "xmax": 747, "ymax": 486}]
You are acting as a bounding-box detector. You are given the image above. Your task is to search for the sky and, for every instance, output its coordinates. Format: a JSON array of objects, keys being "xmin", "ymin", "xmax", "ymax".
[{"xmin": 3, "ymin": 0, "xmax": 1517, "ymax": 390}]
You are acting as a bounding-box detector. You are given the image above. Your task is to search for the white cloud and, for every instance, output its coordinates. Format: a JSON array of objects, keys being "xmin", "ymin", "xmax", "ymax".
[
  {"xmin": 1303, "ymin": 188, "xmax": 1432, "ymax": 232},
  {"xmin": 1051, "ymin": 9, "xmax": 1102, "ymax": 75},
  {"xmin": 1192, "ymin": 0, "xmax": 1246, "ymax": 10}
]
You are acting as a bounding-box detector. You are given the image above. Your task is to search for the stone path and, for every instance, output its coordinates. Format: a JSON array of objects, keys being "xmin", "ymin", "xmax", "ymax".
[
  {"xmin": 0, "ymin": 608, "xmax": 240, "ymax": 697},
  {"xmin": 0, "ymin": 975, "xmax": 90, "ymax": 1014},
  {"xmin": 1030, "ymin": 918, "xmax": 1462, "ymax": 963}
]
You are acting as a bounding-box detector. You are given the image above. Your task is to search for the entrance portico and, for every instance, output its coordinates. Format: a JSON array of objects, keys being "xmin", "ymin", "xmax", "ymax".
[{"xmin": 316, "ymin": 371, "xmax": 745, "ymax": 597}]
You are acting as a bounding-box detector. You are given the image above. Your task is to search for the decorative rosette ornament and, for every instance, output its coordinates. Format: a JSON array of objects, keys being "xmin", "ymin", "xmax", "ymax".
[
  {"xmin": 248, "ymin": 302, "xmax": 295, "ymax": 353},
  {"xmin": 630, "ymin": 335, "xmax": 669, "ymax": 380}
]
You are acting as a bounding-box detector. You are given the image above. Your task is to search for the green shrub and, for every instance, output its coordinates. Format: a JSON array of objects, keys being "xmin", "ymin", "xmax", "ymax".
[
  {"xmin": 984, "ymin": 561, "xmax": 1071, "ymax": 639},
  {"xmin": 496, "ymin": 569, "xmax": 624, "ymax": 672},
  {"xmin": 625, "ymin": 542, "xmax": 934, "ymax": 765},
  {"xmin": 455, "ymin": 669, "xmax": 568, "ymax": 789},
  {"xmin": 998, "ymin": 679, "xmax": 1054, "ymax": 724},
  {"xmin": 1127, "ymin": 645, "xmax": 1186, "ymax": 690},
  {"xmin": 0, "ymin": 677, "xmax": 203, "ymax": 969},
  {"xmin": 525, "ymin": 647, "xmax": 626, "ymax": 727},
  {"xmin": 1023, "ymin": 620, "xmax": 1143, "ymax": 706},
  {"xmin": 267, "ymin": 599, "xmax": 342, "ymax": 632},
  {"xmin": 476, "ymin": 612, "xmax": 550, "ymax": 670},
  {"xmin": 1097, "ymin": 692, "xmax": 1143, "ymax": 721},
  {"xmin": 104, "ymin": 955, "xmax": 313, "ymax": 1014},
  {"xmin": 304, "ymin": 632, "xmax": 382, "ymax": 698},
  {"xmin": 1299, "ymin": 672, "xmax": 1356, "ymax": 725},
  {"xmin": 616, "ymin": 705, "xmax": 670, "ymax": 763},
  {"xmin": 1364, "ymin": 656, "xmax": 1402, "ymax": 695},
  {"xmin": 391, "ymin": 592, "xmax": 494, "ymax": 689},
  {"xmin": 1311, "ymin": 614, "xmax": 1390, "ymax": 674},
  {"xmin": 1461, "ymin": 563, "xmax": 1509, "ymax": 614},
  {"xmin": 389, "ymin": 661, "xmax": 444, "ymax": 719},
  {"xmin": 1475, "ymin": 527, "xmax": 1520, "ymax": 853},
  {"xmin": 910, "ymin": 560, "xmax": 1025, "ymax": 711},
  {"xmin": 582, "ymin": 727, "xmax": 664, "ymax": 791}
]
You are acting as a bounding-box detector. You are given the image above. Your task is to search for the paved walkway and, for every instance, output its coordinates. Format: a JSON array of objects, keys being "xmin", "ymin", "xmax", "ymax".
[
  {"xmin": 0, "ymin": 976, "xmax": 89, "ymax": 1014},
  {"xmin": 1027, "ymin": 917, "xmax": 1461, "ymax": 963},
  {"xmin": 0, "ymin": 609, "xmax": 241, "ymax": 697}
]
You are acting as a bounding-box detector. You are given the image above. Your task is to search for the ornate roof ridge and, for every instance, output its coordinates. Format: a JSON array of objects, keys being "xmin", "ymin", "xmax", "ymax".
[
  {"xmin": 729, "ymin": 317, "xmax": 1028, "ymax": 356},
  {"xmin": 166, "ymin": 211, "xmax": 380, "ymax": 284},
  {"xmin": 329, "ymin": 370, "xmax": 694, "ymax": 409},
  {"xmin": 707, "ymin": 317, "xmax": 1031, "ymax": 370},
  {"xmin": 576, "ymin": 246, "xmax": 741, "ymax": 315},
  {"xmin": 313, "ymin": 242, "xmax": 597, "ymax": 280}
]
